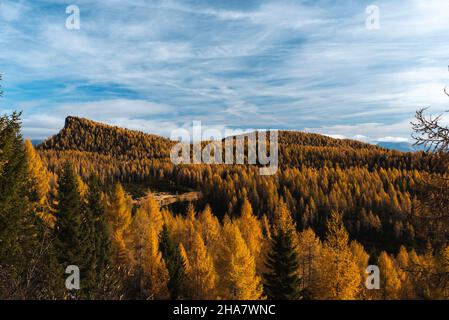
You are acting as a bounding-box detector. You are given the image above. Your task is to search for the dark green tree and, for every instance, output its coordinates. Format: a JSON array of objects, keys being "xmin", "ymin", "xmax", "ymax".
[
  {"xmin": 263, "ymin": 227, "xmax": 302, "ymax": 300},
  {"xmin": 85, "ymin": 174, "xmax": 111, "ymax": 297},
  {"xmin": 55, "ymin": 162, "xmax": 94, "ymax": 298},
  {"xmin": 159, "ymin": 224, "xmax": 186, "ymax": 299},
  {"xmin": 0, "ymin": 111, "xmax": 61, "ymax": 299},
  {"xmin": 0, "ymin": 111, "xmax": 33, "ymax": 297}
]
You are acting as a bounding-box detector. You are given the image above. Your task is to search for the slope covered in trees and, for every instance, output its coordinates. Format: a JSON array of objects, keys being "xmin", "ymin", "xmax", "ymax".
[
  {"xmin": 37, "ymin": 117, "xmax": 445, "ymax": 252},
  {"xmin": 1, "ymin": 112, "xmax": 448, "ymax": 300}
]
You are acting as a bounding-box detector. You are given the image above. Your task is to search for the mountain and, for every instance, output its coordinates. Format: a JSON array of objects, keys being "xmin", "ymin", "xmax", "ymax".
[
  {"xmin": 39, "ymin": 116, "xmax": 174, "ymax": 160},
  {"xmin": 30, "ymin": 139, "xmax": 43, "ymax": 147},
  {"xmin": 40, "ymin": 116, "xmax": 382, "ymax": 156},
  {"xmin": 376, "ymin": 141, "xmax": 427, "ymax": 152},
  {"xmin": 38, "ymin": 116, "xmax": 435, "ymax": 180},
  {"xmin": 35, "ymin": 115, "xmax": 442, "ymax": 253}
]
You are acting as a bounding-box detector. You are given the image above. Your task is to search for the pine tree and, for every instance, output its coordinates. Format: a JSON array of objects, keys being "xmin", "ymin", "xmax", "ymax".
[
  {"xmin": 0, "ymin": 112, "xmax": 60, "ymax": 298},
  {"xmin": 0, "ymin": 112, "xmax": 29, "ymax": 270},
  {"xmin": 84, "ymin": 175, "xmax": 111, "ymax": 297},
  {"xmin": 159, "ymin": 224, "xmax": 186, "ymax": 299},
  {"xmin": 264, "ymin": 201, "xmax": 301, "ymax": 300},
  {"xmin": 54, "ymin": 162, "xmax": 90, "ymax": 296}
]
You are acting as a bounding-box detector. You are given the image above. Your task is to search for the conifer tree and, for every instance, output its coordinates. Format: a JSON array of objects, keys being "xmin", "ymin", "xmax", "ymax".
[
  {"xmin": 312, "ymin": 211, "xmax": 361, "ymax": 300},
  {"xmin": 264, "ymin": 201, "xmax": 301, "ymax": 300},
  {"xmin": 0, "ymin": 112, "xmax": 60, "ymax": 298},
  {"xmin": 159, "ymin": 224, "xmax": 186, "ymax": 299},
  {"xmin": 378, "ymin": 251, "xmax": 402, "ymax": 299},
  {"xmin": 128, "ymin": 197, "xmax": 169, "ymax": 299},
  {"xmin": 104, "ymin": 183, "xmax": 132, "ymax": 265},
  {"xmin": 55, "ymin": 162, "xmax": 91, "ymax": 296},
  {"xmin": 185, "ymin": 233, "xmax": 217, "ymax": 299},
  {"xmin": 217, "ymin": 220, "xmax": 263, "ymax": 300},
  {"xmin": 236, "ymin": 198, "xmax": 264, "ymax": 272},
  {"xmin": 24, "ymin": 139, "xmax": 54, "ymax": 226},
  {"xmin": 84, "ymin": 175, "xmax": 111, "ymax": 297},
  {"xmin": 296, "ymin": 228, "xmax": 322, "ymax": 297}
]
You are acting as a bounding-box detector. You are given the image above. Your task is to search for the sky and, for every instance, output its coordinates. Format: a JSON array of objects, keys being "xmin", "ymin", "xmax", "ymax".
[{"xmin": 1, "ymin": 0, "xmax": 449, "ymax": 143}]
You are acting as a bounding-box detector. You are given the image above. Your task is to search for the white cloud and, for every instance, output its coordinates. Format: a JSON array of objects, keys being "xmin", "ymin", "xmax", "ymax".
[{"xmin": 2, "ymin": 0, "xmax": 449, "ymax": 140}]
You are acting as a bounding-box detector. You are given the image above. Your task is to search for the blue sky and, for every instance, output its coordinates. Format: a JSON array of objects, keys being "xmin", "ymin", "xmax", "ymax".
[{"xmin": 1, "ymin": 0, "xmax": 449, "ymax": 142}]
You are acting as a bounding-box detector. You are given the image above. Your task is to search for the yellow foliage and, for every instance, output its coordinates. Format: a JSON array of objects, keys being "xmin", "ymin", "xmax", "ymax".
[
  {"xmin": 185, "ymin": 233, "xmax": 217, "ymax": 299},
  {"xmin": 24, "ymin": 139, "xmax": 55, "ymax": 226},
  {"xmin": 216, "ymin": 221, "xmax": 263, "ymax": 300},
  {"xmin": 378, "ymin": 251, "xmax": 402, "ymax": 300}
]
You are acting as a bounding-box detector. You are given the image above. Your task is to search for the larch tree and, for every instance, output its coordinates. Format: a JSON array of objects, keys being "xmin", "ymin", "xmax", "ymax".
[
  {"xmin": 312, "ymin": 211, "xmax": 361, "ymax": 300},
  {"xmin": 128, "ymin": 196, "xmax": 169, "ymax": 299},
  {"xmin": 350, "ymin": 241, "xmax": 370, "ymax": 299},
  {"xmin": 395, "ymin": 246, "xmax": 415, "ymax": 299},
  {"xmin": 197, "ymin": 205, "xmax": 221, "ymax": 253},
  {"xmin": 24, "ymin": 139, "xmax": 54, "ymax": 227},
  {"xmin": 185, "ymin": 232, "xmax": 218, "ymax": 300},
  {"xmin": 217, "ymin": 220, "xmax": 263, "ymax": 300},
  {"xmin": 378, "ymin": 251, "xmax": 402, "ymax": 300},
  {"xmin": 104, "ymin": 183, "xmax": 132, "ymax": 266},
  {"xmin": 235, "ymin": 198, "xmax": 264, "ymax": 273},
  {"xmin": 296, "ymin": 228, "xmax": 322, "ymax": 298}
]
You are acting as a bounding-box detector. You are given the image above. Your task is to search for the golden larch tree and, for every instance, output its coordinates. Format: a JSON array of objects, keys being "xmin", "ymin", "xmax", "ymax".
[
  {"xmin": 184, "ymin": 232, "xmax": 217, "ymax": 299},
  {"xmin": 217, "ymin": 220, "xmax": 263, "ymax": 300},
  {"xmin": 312, "ymin": 211, "xmax": 361, "ymax": 300}
]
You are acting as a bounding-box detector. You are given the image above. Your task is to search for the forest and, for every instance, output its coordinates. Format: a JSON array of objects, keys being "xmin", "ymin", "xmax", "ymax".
[{"xmin": 0, "ymin": 109, "xmax": 448, "ymax": 300}]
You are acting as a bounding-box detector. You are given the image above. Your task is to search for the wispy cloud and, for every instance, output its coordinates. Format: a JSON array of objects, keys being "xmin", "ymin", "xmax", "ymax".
[{"xmin": 0, "ymin": 0, "xmax": 448, "ymax": 141}]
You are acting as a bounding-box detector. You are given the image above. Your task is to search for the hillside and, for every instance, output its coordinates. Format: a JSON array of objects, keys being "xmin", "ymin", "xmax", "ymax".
[
  {"xmin": 39, "ymin": 116, "xmax": 174, "ymax": 160},
  {"xmin": 39, "ymin": 116, "xmax": 415, "ymax": 164},
  {"xmin": 38, "ymin": 116, "xmax": 439, "ymax": 183}
]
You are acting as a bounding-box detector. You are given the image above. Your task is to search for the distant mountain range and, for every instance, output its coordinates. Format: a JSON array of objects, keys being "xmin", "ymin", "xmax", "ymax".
[
  {"xmin": 29, "ymin": 117, "xmax": 426, "ymax": 153},
  {"xmin": 375, "ymin": 141, "xmax": 426, "ymax": 152}
]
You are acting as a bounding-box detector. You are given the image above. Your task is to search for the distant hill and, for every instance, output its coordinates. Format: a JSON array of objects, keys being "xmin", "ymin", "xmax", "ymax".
[
  {"xmin": 38, "ymin": 116, "xmax": 437, "ymax": 184},
  {"xmin": 38, "ymin": 116, "xmax": 174, "ymax": 160},
  {"xmin": 376, "ymin": 141, "xmax": 427, "ymax": 152},
  {"xmin": 30, "ymin": 139, "xmax": 43, "ymax": 147},
  {"xmin": 39, "ymin": 116, "xmax": 382, "ymax": 156}
]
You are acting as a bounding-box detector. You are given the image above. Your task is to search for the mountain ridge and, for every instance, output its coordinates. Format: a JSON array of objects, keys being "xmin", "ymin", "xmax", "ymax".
[{"xmin": 39, "ymin": 116, "xmax": 389, "ymax": 154}]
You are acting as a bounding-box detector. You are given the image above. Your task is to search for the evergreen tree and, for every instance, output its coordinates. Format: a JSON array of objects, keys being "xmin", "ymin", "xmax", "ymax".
[
  {"xmin": 54, "ymin": 162, "xmax": 88, "ymax": 296},
  {"xmin": 159, "ymin": 224, "xmax": 186, "ymax": 299},
  {"xmin": 264, "ymin": 201, "xmax": 301, "ymax": 300},
  {"xmin": 0, "ymin": 112, "xmax": 61, "ymax": 299},
  {"xmin": 83, "ymin": 175, "xmax": 111, "ymax": 297}
]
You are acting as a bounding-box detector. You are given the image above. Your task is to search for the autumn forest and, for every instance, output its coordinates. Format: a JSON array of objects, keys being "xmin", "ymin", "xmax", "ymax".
[{"xmin": 1, "ymin": 105, "xmax": 448, "ymax": 301}]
